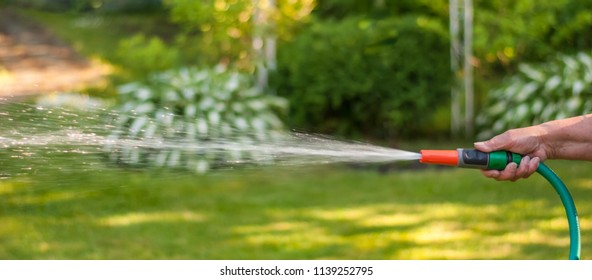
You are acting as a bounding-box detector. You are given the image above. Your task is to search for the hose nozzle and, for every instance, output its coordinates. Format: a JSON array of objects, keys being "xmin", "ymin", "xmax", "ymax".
[{"xmin": 420, "ymin": 149, "xmax": 522, "ymax": 170}]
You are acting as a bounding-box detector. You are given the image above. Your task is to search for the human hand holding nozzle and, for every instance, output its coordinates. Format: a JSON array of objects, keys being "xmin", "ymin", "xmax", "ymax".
[
  {"xmin": 418, "ymin": 115, "xmax": 589, "ymax": 260},
  {"xmin": 474, "ymin": 114, "xmax": 592, "ymax": 181}
]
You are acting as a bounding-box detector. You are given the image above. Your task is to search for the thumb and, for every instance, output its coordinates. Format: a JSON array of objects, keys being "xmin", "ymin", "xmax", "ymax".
[
  {"xmin": 474, "ymin": 134, "xmax": 509, "ymax": 152},
  {"xmin": 474, "ymin": 141, "xmax": 495, "ymax": 152}
]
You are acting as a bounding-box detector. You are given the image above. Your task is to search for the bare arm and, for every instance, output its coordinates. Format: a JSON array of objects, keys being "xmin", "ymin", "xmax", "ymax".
[
  {"xmin": 474, "ymin": 114, "xmax": 592, "ymax": 181},
  {"xmin": 540, "ymin": 114, "xmax": 592, "ymax": 160}
]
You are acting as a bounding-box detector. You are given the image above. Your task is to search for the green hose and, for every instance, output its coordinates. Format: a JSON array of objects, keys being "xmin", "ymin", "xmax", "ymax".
[
  {"xmin": 489, "ymin": 151, "xmax": 580, "ymax": 259},
  {"xmin": 536, "ymin": 162, "xmax": 581, "ymax": 260}
]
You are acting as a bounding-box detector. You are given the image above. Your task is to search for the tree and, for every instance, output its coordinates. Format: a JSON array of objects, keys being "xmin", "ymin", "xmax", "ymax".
[{"xmin": 164, "ymin": 0, "xmax": 315, "ymax": 70}]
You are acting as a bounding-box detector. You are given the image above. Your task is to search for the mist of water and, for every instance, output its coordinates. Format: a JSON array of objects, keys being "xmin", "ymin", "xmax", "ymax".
[{"xmin": 0, "ymin": 98, "xmax": 420, "ymax": 179}]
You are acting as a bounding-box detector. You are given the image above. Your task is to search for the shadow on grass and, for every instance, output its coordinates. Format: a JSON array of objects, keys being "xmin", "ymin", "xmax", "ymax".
[{"xmin": 1, "ymin": 160, "xmax": 591, "ymax": 259}]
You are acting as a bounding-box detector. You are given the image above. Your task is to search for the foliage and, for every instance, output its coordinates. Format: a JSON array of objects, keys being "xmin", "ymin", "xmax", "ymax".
[
  {"xmin": 313, "ymin": 0, "xmax": 448, "ymax": 20},
  {"xmin": 477, "ymin": 52, "xmax": 592, "ymax": 138},
  {"xmin": 21, "ymin": 9, "xmax": 181, "ymax": 81},
  {"xmin": 468, "ymin": 0, "xmax": 592, "ymax": 74},
  {"xmin": 551, "ymin": 0, "xmax": 592, "ymax": 52},
  {"xmin": 95, "ymin": 0, "xmax": 163, "ymax": 13},
  {"xmin": 275, "ymin": 16, "xmax": 450, "ymax": 138},
  {"xmin": 116, "ymin": 34, "xmax": 180, "ymax": 75},
  {"xmin": 312, "ymin": 0, "xmax": 592, "ymax": 65},
  {"xmin": 106, "ymin": 66, "xmax": 287, "ymax": 172},
  {"xmin": 164, "ymin": 0, "xmax": 315, "ymax": 68},
  {"xmin": 474, "ymin": 0, "xmax": 566, "ymax": 69}
]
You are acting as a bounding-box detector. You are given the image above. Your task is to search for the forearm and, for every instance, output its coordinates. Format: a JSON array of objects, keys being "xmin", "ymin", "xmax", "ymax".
[{"xmin": 540, "ymin": 114, "xmax": 592, "ymax": 160}]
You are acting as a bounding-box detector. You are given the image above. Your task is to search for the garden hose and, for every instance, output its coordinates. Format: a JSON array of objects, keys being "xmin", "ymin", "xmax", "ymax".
[{"xmin": 419, "ymin": 149, "xmax": 581, "ymax": 260}]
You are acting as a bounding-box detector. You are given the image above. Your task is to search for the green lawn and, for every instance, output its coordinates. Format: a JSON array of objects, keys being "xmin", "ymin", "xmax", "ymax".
[{"xmin": 1, "ymin": 154, "xmax": 591, "ymax": 259}]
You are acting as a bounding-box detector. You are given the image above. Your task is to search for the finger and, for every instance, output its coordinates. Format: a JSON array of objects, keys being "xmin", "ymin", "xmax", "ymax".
[
  {"xmin": 523, "ymin": 157, "xmax": 540, "ymax": 178},
  {"xmin": 497, "ymin": 162, "xmax": 518, "ymax": 181},
  {"xmin": 481, "ymin": 169, "xmax": 500, "ymax": 179},
  {"xmin": 515, "ymin": 156, "xmax": 531, "ymax": 178}
]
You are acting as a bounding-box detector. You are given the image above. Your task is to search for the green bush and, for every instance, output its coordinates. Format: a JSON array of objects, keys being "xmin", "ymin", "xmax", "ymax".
[
  {"xmin": 551, "ymin": 0, "xmax": 592, "ymax": 52},
  {"xmin": 275, "ymin": 16, "xmax": 450, "ymax": 139},
  {"xmin": 477, "ymin": 52, "xmax": 592, "ymax": 139},
  {"xmin": 106, "ymin": 66, "xmax": 287, "ymax": 172},
  {"xmin": 313, "ymin": 0, "xmax": 448, "ymax": 20},
  {"xmin": 116, "ymin": 34, "xmax": 180, "ymax": 75}
]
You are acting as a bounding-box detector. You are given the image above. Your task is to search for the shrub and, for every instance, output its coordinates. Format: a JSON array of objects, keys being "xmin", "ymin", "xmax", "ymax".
[
  {"xmin": 116, "ymin": 34, "xmax": 180, "ymax": 75},
  {"xmin": 274, "ymin": 16, "xmax": 450, "ymax": 139},
  {"xmin": 106, "ymin": 66, "xmax": 287, "ymax": 172},
  {"xmin": 477, "ymin": 52, "xmax": 592, "ymax": 139}
]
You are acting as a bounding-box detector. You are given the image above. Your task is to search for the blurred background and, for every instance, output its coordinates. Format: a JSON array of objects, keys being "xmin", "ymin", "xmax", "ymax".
[{"xmin": 1, "ymin": 0, "xmax": 592, "ymax": 259}]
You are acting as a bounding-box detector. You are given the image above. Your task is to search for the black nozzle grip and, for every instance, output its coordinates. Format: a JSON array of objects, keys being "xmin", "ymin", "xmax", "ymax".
[{"xmin": 458, "ymin": 149, "xmax": 489, "ymax": 168}]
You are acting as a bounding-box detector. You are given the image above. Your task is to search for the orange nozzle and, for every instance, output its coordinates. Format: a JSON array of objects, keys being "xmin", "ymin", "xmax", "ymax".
[{"xmin": 419, "ymin": 150, "xmax": 459, "ymax": 166}]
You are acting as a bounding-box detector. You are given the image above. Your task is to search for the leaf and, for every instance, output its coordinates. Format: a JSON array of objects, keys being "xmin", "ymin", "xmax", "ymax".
[
  {"xmin": 144, "ymin": 123, "xmax": 157, "ymax": 138},
  {"xmin": 516, "ymin": 82, "xmax": 538, "ymax": 102},
  {"xmin": 199, "ymin": 97, "xmax": 215, "ymax": 110},
  {"xmin": 251, "ymin": 118, "xmax": 266, "ymax": 131},
  {"xmin": 566, "ymin": 97, "xmax": 582, "ymax": 113},
  {"xmin": 117, "ymin": 82, "xmax": 140, "ymax": 94},
  {"xmin": 195, "ymin": 160, "xmax": 209, "ymax": 173},
  {"xmin": 234, "ymin": 117, "xmax": 248, "ymax": 130},
  {"xmin": 168, "ymin": 150, "xmax": 181, "ymax": 167},
  {"xmin": 519, "ymin": 64, "xmax": 545, "ymax": 82},
  {"xmin": 232, "ymin": 103, "xmax": 245, "ymax": 113},
  {"xmin": 135, "ymin": 88, "xmax": 152, "ymax": 101},
  {"xmin": 225, "ymin": 73, "xmax": 240, "ymax": 92},
  {"xmin": 197, "ymin": 118, "xmax": 208, "ymax": 135},
  {"xmin": 515, "ymin": 104, "xmax": 529, "ymax": 121},
  {"xmin": 165, "ymin": 90, "xmax": 179, "ymax": 102},
  {"xmin": 577, "ymin": 52, "xmax": 592, "ymax": 70},
  {"xmin": 130, "ymin": 116, "xmax": 148, "ymax": 136},
  {"xmin": 544, "ymin": 75, "xmax": 561, "ymax": 93},
  {"xmin": 182, "ymin": 88, "xmax": 196, "ymax": 100},
  {"xmin": 155, "ymin": 151, "xmax": 168, "ymax": 167},
  {"xmin": 531, "ymin": 99, "xmax": 544, "ymax": 115},
  {"xmin": 134, "ymin": 103, "xmax": 154, "ymax": 114},
  {"xmin": 208, "ymin": 111, "xmax": 220, "ymax": 125},
  {"xmin": 185, "ymin": 104, "xmax": 197, "ymax": 117}
]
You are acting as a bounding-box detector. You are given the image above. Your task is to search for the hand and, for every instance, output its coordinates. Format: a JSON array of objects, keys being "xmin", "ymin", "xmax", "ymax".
[
  {"xmin": 478, "ymin": 156, "xmax": 540, "ymax": 181},
  {"xmin": 474, "ymin": 126, "xmax": 550, "ymax": 181}
]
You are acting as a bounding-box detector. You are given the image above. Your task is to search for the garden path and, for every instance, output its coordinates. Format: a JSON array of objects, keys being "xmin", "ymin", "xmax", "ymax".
[{"xmin": 0, "ymin": 8, "xmax": 109, "ymax": 97}]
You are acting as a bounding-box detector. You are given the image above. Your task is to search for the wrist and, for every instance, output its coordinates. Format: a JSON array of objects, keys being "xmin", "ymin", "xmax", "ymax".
[{"xmin": 537, "ymin": 122, "xmax": 556, "ymax": 159}]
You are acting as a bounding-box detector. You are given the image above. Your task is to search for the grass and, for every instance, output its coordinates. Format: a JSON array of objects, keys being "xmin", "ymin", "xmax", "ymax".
[{"xmin": 1, "ymin": 154, "xmax": 591, "ymax": 259}]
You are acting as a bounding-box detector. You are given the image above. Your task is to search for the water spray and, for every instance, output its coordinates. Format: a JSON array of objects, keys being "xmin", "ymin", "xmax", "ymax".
[{"xmin": 420, "ymin": 149, "xmax": 581, "ymax": 260}]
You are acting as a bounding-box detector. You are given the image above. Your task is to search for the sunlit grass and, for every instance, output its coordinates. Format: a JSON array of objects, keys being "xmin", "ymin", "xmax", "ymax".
[
  {"xmin": 98, "ymin": 211, "xmax": 206, "ymax": 227},
  {"xmin": 0, "ymin": 158, "xmax": 591, "ymax": 259}
]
